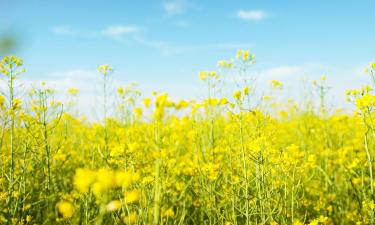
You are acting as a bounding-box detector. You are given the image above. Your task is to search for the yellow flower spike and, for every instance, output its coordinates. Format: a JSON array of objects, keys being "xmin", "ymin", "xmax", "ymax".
[
  {"xmin": 56, "ymin": 201, "xmax": 74, "ymax": 219},
  {"xmin": 0, "ymin": 55, "xmax": 25, "ymax": 77},
  {"xmin": 320, "ymin": 75, "xmax": 326, "ymax": 81},
  {"xmin": 371, "ymin": 62, "xmax": 375, "ymax": 70}
]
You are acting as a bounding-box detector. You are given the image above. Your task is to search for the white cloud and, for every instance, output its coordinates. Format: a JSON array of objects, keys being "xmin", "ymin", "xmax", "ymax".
[
  {"xmin": 237, "ymin": 10, "xmax": 266, "ymax": 21},
  {"xmin": 163, "ymin": 0, "xmax": 190, "ymax": 15},
  {"xmin": 101, "ymin": 25, "xmax": 140, "ymax": 38},
  {"xmin": 262, "ymin": 66, "xmax": 303, "ymax": 78},
  {"xmin": 134, "ymin": 36, "xmax": 254, "ymax": 55},
  {"xmin": 52, "ymin": 25, "xmax": 140, "ymax": 39}
]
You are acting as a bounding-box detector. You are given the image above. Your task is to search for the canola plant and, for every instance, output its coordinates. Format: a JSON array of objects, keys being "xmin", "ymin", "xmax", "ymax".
[{"xmin": 0, "ymin": 51, "xmax": 375, "ymax": 225}]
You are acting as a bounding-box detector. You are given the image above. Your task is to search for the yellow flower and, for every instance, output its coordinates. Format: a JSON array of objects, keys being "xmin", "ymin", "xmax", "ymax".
[
  {"xmin": 0, "ymin": 55, "xmax": 25, "ymax": 76},
  {"xmin": 243, "ymin": 86, "xmax": 250, "ymax": 95},
  {"xmin": 115, "ymin": 171, "xmax": 138, "ymax": 188},
  {"xmin": 133, "ymin": 107, "xmax": 143, "ymax": 117},
  {"xmin": 0, "ymin": 95, "xmax": 4, "ymax": 107},
  {"xmin": 293, "ymin": 220, "xmax": 304, "ymax": 225},
  {"xmin": 97, "ymin": 64, "xmax": 113, "ymax": 75},
  {"xmin": 270, "ymin": 80, "xmax": 283, "ymax": 89},
  {"xmin": 123, "ymin": 213, "xmax": 137, "ymax": 224},
  {"xmin": 217, "ymin": 60, "xmax": 233, "ymax": 69},
  {"xmin": 233, "ymin": 90, "xmax": 242, "ymax": 101},
  {"xmin": 106, "ymin": 200, "xmax": 122, "ymax": 212},
  {"xmin": 199, "ymin": 71, "xmax": 218, "ymax": 81},
  {"xmin": 199, "ymin": 71, "xmax": 207, "ymax": 81},
  {"xmin": 117, "ymin": 87, "xmax": 124, "ymax": 95},
  {"xmin": 220, "ymin": 97, "xmax": 228, "ymax": 105},
  {"xmin": 124, "ymin": 190, "xmax": 140, "ymax": 204},
  {"xmin": 163, "ymin": 208, "xmax": 175, "ymax": 218},
  {"xmin": 67, "ymin": 88, "xmax": 79, "ymax": 95},
  {"xmin": 26, "ymin": 215, "xmax": 32, "ymax": 222},
  {"xmin": 56, "ymin": 201, "xmax": 74, "ymax": 219},
  {"xmin": 143, "ymin": 97, "xmax": 151, "ymax": 108},
  {"xmin": 236, "ymin": 50, "xmax": 254, "ymax": 63},
  {"xmin": 73, "ymin": 168, "xmax": 95, "ymax": 193},
  {"xmin": 12, "ymin": 98, "xmax": 22, "ymax": 111}
]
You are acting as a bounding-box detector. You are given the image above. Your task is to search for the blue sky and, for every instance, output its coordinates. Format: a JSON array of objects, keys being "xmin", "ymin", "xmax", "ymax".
[{"xmin": 1, "ymin": 0, "xmax": 375, "ymax": 109}]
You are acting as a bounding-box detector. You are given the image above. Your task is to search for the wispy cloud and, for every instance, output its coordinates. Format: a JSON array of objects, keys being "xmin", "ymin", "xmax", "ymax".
[
  {"xmin": 101, "ymin": 25, "xmax": 140, "ymax": 38},
  {"xmin": 262, "ymin": 66, "xmax": 303, "ymax": 78},
  {"xmin": 134, "ymin": 36, "xmax": 253, "ymax": 55},
  {"xmin": 52, "ymin": 25, "xmax": 140, "ymax": 39},
  {"xmin": 163, "ymin": 0, "xmax": 192, "ymax": 15},
  {"xmin": 52, "ymin": 23, "xmax": 251, "ymax": 55},
  {"xmin": 237, "ymin": 10, "xmax": 266, "ymax": 21}
]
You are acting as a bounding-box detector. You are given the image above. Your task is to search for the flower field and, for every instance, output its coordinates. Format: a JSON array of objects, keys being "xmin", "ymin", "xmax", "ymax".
[{"xmin": 1, "ymin": 51, "xmax": 375, "ymax": 225}]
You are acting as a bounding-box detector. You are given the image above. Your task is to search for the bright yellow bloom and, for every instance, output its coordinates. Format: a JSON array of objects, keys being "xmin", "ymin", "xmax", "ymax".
[
  {"xmin": 270, "ymin": 80, "xmax": 283, "ymax": 89},
  {"xmin": 0, "ymin": 55, "xmax": 25, "ymax": 76},
  {"xmin": 124, "ymin": 190, "xmax": 140, "ymax": 204},
  {"xmin": 56, "ymin": 201, "xmax": 74, "ymax": 219},
  {"xmin": 163, "ymin": 208, "xmax": 175, "ymax": 218},
  {"xmin": 233, "ymin": 90, "xmax": 242, "ymax": 101},
  {"xmin": 143, "ymin": 97, "xmax": 151, "ymax": 108},
  {"xmin": 243, "ymin": 86, "xmax": 250, "ymax": 95},
  {"xmin": 123, "ymin": 213, "xmax": 137, "ymax": 224},
  {"xmin": 97, "ymin": 64, "xmax": 113, "ymax": 75},
  {"xmin": 67, "ymin": 88, "xmax": 79, "ymax": 95},
  {"xmin": 106, "ymin": 200, "xmax": 122, "ymax": 212},
  {"xmin": 217, "ymin": 59, "xmax": 233, "ymax": 69},
  {"xmin": 133, "ymin": 107, "xmax": 143, "ymax": 117},
  {"xmin": 73, "ymin": 168, "xmax": 95, "ymax": 193}
]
